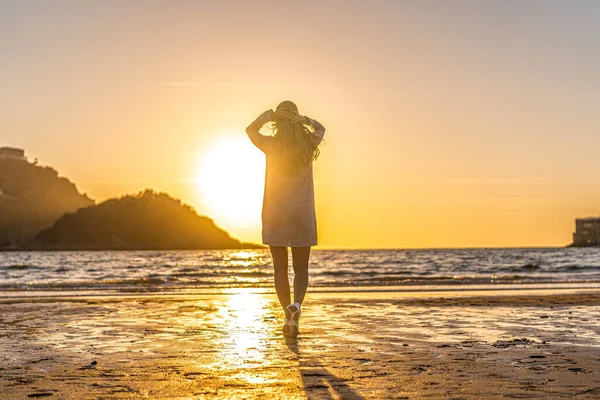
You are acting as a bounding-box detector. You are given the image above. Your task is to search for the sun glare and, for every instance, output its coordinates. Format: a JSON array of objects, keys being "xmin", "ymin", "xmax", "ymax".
[{"xmin": 197, "ymin": 138, "xmax": 265, "ymax": 228}]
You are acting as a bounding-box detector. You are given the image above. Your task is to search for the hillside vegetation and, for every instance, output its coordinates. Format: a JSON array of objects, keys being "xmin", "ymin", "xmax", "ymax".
[
  {"xmin": 32, "ymin": 190, "xmax": 260, "ymax": 250},
  {"xmin": 0, "ymin": 158, "xmax": 93, "ymax": 246}
]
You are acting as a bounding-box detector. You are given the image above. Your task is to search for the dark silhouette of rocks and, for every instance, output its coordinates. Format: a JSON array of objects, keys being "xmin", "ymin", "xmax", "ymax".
[
  {"xmin": 0, "ymin": 156, "xmax": 93, "ymax": 246},
  {"xmin": 30, "ymin": 189, "xmax": 261, "ymax": 250},
  {"xmin": 1, "ymin": 148, "xmax": 260, "ymax": 250}
]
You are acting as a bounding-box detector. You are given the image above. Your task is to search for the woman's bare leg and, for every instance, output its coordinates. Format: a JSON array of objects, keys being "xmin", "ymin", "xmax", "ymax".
[
  {"xmin": 291, "ymin": 246, "xmax": 311, "ymax": 305},
  {"xmin": 269, "ymin": 246, "xmax": 290, "ymax": 310}
]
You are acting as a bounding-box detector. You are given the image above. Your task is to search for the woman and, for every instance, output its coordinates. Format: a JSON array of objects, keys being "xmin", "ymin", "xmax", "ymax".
[{"xmin": 246, "ymin": 100, "xmax": 326, "ymax": 338}]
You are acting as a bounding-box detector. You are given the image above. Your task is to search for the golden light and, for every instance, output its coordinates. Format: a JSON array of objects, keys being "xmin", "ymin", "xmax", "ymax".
[
  {"xmin": 212, "ymin": 291, "xmax": 270, "ymax": 369},
  {"xmin": 197, "ymin": 138, "xmax": 265, "ymax": 228}
]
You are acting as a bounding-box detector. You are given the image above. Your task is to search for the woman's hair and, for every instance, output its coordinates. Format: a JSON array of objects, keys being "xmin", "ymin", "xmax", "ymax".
[{"xmin": 270, "ymin": 100, "xmax": 321, "ymax": 176}]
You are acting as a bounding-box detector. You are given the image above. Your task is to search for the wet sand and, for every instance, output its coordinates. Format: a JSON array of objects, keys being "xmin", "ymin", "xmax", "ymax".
[{"xmin": 1, "ymin": 289, "xmax": 600, "ymax": 399}]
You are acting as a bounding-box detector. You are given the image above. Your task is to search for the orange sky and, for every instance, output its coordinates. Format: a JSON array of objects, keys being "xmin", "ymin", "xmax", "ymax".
[{"xmin": 2, "ymin": 1, "xmax": 600, "ymax": 248}]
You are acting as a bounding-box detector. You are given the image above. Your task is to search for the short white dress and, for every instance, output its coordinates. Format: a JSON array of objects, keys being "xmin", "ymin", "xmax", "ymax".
[{"xmin": 246, "ymin": 110, "xmax": 326, "ymax": 247}]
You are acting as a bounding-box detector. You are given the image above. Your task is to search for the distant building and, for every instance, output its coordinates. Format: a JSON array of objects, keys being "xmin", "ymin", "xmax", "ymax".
[
  {"xmin": 572, "ymin": 218, "xmax": 600, "ymax": 246},
  {"xmin": 0, "ymin": 147, "xmax": 26, "ymax": 161}
]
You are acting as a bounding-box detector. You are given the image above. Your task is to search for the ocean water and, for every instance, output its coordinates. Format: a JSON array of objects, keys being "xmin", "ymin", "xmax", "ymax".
[{"xmin": 1, "ymin": 248, "xmax": 600, "ymax": 294}]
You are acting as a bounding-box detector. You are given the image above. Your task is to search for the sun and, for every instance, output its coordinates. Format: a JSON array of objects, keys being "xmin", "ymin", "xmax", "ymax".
[{"xmin": 197, "ymin": 138, "xmax": 265, "ymax": 228}]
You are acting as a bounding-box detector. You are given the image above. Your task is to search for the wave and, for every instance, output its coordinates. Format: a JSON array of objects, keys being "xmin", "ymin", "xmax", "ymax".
[
  {"xmin": 1, "ymin": 264, "xmax": 42, "ymax": 270},
  {"xmin": 3, "ymin": 248, "xmax": 600, "ymax": 292}
]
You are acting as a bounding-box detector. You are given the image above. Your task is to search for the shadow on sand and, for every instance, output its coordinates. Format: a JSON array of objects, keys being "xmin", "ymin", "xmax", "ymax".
[{"xmin": 285, "ymin": 338, "xmax": 365, "ymax": 399}]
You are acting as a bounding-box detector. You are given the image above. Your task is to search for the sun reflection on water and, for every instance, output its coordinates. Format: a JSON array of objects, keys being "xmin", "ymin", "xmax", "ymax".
[{"xmin": 222, "ymin": 250, "xmax": 268, "ymax": 269}]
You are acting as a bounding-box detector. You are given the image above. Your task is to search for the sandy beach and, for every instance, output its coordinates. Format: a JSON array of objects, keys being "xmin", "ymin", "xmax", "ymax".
[{"xmin": 1, "ymin": 289, "xmax": 600, "ymax": 399}]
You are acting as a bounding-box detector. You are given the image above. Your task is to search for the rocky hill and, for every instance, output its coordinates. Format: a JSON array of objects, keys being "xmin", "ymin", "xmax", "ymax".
[
  {"xmin": 31, "ymin": 189, "xmax": 260, "ymax": 250},
  {"xmin": 0, "ymin": 157, "xmax": 94, "ymax": 246}
]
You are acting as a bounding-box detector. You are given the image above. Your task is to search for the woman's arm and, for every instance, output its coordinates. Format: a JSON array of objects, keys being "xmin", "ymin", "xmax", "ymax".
[
  {"xmin": 290, "ymin": 114, "xmax": 326, "ymax": 141},
  {"xmin": 246, "ymin": 109, "xmax": 274, "ymax": 152},
  {"xmin": 306, "ymin": 117, "xmax": 326, "ymax": 140}
]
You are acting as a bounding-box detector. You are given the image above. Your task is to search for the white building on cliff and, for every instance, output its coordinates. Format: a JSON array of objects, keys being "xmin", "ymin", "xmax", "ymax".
[{"xmin": 0, "ymin": 147, "xmax": 26, "ymax": 161}]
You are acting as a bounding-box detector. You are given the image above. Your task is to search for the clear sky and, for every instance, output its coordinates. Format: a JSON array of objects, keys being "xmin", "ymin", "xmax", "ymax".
[{"xmin": 2, "ymin": 0, "xmax": 600, "ymax": 248}]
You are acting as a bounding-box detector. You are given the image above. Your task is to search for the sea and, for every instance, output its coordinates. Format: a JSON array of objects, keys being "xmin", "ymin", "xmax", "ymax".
[{"xmin": 1, "ymin": 248, "xmax": 600, "ymax": 296}]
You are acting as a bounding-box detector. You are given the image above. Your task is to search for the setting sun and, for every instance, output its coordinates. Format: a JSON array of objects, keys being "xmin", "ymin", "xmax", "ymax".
[{"xmin": 197, "ymin": 138, "xmax": 266, "ymax": 228}]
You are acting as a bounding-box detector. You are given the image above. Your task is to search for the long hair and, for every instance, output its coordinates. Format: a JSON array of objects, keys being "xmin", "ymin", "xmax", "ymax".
[{"xmin": 269, "ymin": 100, "xmax": 321, "ymax": 176}]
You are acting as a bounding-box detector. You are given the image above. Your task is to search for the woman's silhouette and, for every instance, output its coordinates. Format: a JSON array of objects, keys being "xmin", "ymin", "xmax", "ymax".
[{"xmin": 246, "ymin": 101, "xmax": 325, "ymax": 338}]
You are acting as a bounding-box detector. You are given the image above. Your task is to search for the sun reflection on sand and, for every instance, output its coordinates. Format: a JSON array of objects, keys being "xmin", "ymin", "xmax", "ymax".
[{"xmin": 210, "ymin": 290, "xmax": 273, "ymax": 378}]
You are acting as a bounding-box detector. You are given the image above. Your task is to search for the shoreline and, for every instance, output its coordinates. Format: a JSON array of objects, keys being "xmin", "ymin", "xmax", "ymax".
[
  {"xmin": 2, "ymin": 289, "xmax": 600, "ymax": 398},
  {"xmin": 2, "ymin": 283, "xmax": 600, "ymax": 300}
]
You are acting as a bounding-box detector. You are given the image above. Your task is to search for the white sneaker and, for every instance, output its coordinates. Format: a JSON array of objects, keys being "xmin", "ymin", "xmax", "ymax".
[{"xmin": 283, "ymin": 303, "xmax": 301, "ymax": 338}]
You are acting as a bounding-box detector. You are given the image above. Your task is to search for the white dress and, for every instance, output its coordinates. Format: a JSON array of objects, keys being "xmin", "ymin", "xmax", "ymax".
[{"xmin": 246, "ymin": 110, "xmax": 326, "ymax": 247}]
